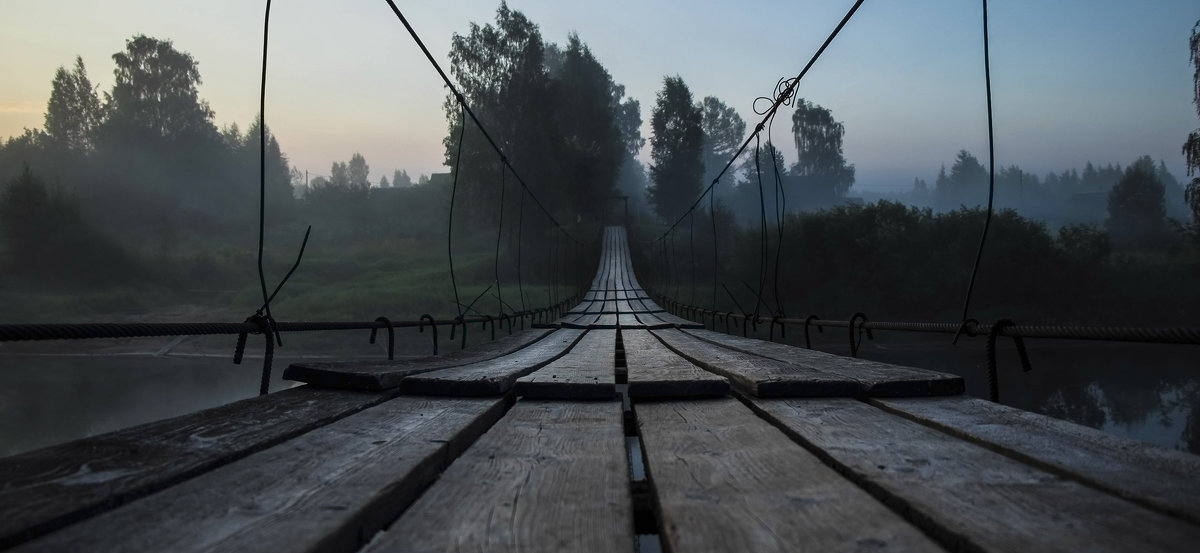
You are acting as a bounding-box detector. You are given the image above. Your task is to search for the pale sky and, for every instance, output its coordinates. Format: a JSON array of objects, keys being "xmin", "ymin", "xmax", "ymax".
[{"xmin": 1, "ymin": 0, "xmax": 1197, "ymax": 192}]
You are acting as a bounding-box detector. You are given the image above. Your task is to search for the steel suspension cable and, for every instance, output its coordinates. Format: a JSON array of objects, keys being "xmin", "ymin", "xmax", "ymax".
[{"xmin": 957, "ymin": 0, "xmax": 997, "ymax": 340}]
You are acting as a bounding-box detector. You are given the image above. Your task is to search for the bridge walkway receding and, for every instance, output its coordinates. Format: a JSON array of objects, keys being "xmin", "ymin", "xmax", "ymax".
[{"xmin": 3, "ymin": 226, "xmax": 1199, "ymax": 552}]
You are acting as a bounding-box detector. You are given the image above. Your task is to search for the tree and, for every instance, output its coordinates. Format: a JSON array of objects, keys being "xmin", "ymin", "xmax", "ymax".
[
  {"xmin": 936, "ymin": 150, "xmax": 987, "ymax": 206},
  {"xmin": 648, "ymin": 76, "xmax": 704, "ymax": 221},
  {"xmin": 791, "ymin": 98, "xmax": 854, "ymax": 200},
  {"xmin": 553, "ymin": 34, "xmax": 623, "ymax": 221},
  {"xmin": 1184, "ymin": 20, "xmax": 1200, "ymax": 224},
  {"xmin": 380, "ymin": 175, "xmax": 390, "ymax": 188},
  {"xmin": 700, "ymin": 96, "xmax": 746, "ymax": 194},
  {"xmin": 393, "ymin": 169, "xmax": 412, "ymax": 187},
  {"xmin": 102, "ymin": 35, "xmax": 216, "ymax": 143},
  {"xmin": 444, "ymin": 2, "xmax": 556, "ymax": 221},
  {"xmin": 44, "ymin": 56, "xmax": 101, "ymax": 153},
  {"xmin": 347, "ymin": 153, "xmax": 370, "ymax": 188},
  {"xmin": 1107, "ymin": 156, "xmax": 1166, "ymax": 246}
]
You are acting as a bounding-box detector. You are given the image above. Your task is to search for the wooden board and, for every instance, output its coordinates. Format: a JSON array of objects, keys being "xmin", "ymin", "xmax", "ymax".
[
  {"xmin": 15, "ymin": 397, "xmax": 506, "ymax": 553},
  {"xmin": 592, "ymin": 314, "xmax": 619, "ymax": 328},
  {"xmin": 516, "ymin": 330, "xmax": 616, "ymax": 400},
  {"xmin": 653, "ymin": 311, "xmax": 705, "ymax": 328},
  {"xmin": 0, "ymin": 386, "xmax": 394, "ymax": 549},
  {"xmin": 651, "ymin": 328, "xmax": 859, "ymax": 397},
  {"xmin": 363, "ymin": 401, "xmax": 633, "ymax": 553},
  {"xmin": 622, "ymin": 329, "xmax": 728, "ymax": 398},
  {"xmin": 749, "ymin": 397, "xmax": 1200, "ymax": 552},
  {"xmin": 616, "ymin": 314, "xmax": 642, "ymax": 328},
  {"xmin": 684, "ymin": 329, "xmax": 964, "ymax": 397},
  {"xmin": 636, "ymin": 399, "xmax": 941, "ymax": 552},
  {"xmin": 874, "ymin": 395, "xmax": 1200, "ymax": 524},
  {"xmin": 401, "ymin": 329, "xmax": 587, "ymax": 396},
  {"xmin": 283, "ymin": 328, "xmax": 554, "ymax": 390},
  {"xmin": 632, "ymin": 313, "xmax": 673, "ymax": 330}
]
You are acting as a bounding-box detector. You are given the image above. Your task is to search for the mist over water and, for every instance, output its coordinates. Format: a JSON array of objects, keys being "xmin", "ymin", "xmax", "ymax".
[{"xmin": 2, "ymin": 3, "xmax": 1199, "ymax": 460}]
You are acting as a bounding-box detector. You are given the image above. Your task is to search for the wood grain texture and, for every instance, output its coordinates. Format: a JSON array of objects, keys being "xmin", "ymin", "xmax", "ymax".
[
  {"xmin": 516, "ymin": 330, "xmax": 616, "ymax": 400},
  {"xmin": 283, "ymin": 329, "xmax": 554, "ymax": 390},
  {"xmin": 622, "ymin": 329, "xmax": 728, "ymax": 398},
  {"xmin": 750, "ymin": 397, "xmax": 1200, "ymax": 553},
  {"xmin": 637, "ymin": 399, "xmax": 942, "ymax": 552},
  {"xmin": 652, "ymin": 311, "xmax": 705, "ymax": 328},
  {"xmin": 873, "ymin": 395, "xmax": 1200, "ymax": 524},
  {"xmin": 0, "ymin": 386, "xmax": 394, "ymax": 549},
  {"xmin": 632, "ymin": 312, "xmax": 673, "ymax": 330},
  {"xmin": 401, "ymin": 329, "xmax": 586, "ymax": 396},
  {"xmin": 651, "ymin": 328, "xmax": 859, "ymax": 397},
  {"xmin": 364, "ymin": 400, "xmax": 633, "ymax": 553},
  {"xmin": 14, "ymin": 397, "xmax": 507, "ymax": 553},
  {"xmin": 616, "ymin": 314, "xmax": 642, "ymax": 328},
  {"xmin": 684, "ymin": 329, "xmax": 964, "ymax": 397}
]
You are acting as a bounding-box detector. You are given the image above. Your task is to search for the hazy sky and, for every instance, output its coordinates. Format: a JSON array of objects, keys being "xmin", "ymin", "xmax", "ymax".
[{"xmin": 1, "ymin": 0, "xmax": 1197, "ymax": 192}]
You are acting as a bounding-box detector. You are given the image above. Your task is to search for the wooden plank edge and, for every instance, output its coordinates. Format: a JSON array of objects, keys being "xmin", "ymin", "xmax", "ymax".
[
  {"xmin": 400, "ymin": 330, "xmax": 590, "ymax": 397},
  {"xmin": 0, "ymin": 386, "xmax": 399, "ymax": 550},
  {"xmin": 627, "ymin": 379, "xmax": 730, "ymax": 399},
  {"xmin": 868, "ymin": 397, "xmax": 1200, "ymax": 526},
  {"xmin": 733, "ymin": 392, "xmax": 986, "ymax": 552},
  {"xmin": 309, "ymin": 395, "xmax": 514, "ymax": 553}
]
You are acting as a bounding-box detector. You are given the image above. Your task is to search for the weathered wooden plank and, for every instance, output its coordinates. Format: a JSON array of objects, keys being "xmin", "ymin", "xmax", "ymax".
[
  {"xmin": 553, "ymin": 312, "xmax": 598, "ymax": 329},
  {"xmin": 750, "ymin": 397, "xmax": 1200, "ymax": 552},
  {"xmin": 591, "ymin": 314, "xmax": 619, "ymax": 328},
  {"xmin": 874, "ymin": 395, "xmax": 1200, "ymax": 524},
  {"xmin": 516, "ymin": 330, "xmax": 616, "ymax": 400},
  {"xmin": 14, "ymin": 397, "xmax": 507, "ymax": 553},
  {"xmin": 585, "ymin": 300, "xmax": 605, "ymax": 314},
  {"xmin": 632, "ymin": 312, "xmax": 673, "ymax": 330},
  {"xmin": 622, "ymin": 330, "xmax": 728, "ymax": 398},
  {"xmin": 364, "ymin": 401, "xmax": 633, "ymax": 553},
  {"xmin": 652, "ymin": 328, "xmax": 858, "ymax": 397},
  {"xmin": 653, "ymin": 310, "xmax": 704, "ymax": 328},
  {"xmin": 616, "ymin": 313, "xmax": 642, "ymax": 328},
  {"xmin": 0, "ymin": 386, "xmax": 396, "ymax": 549},
  {"xmin": 283, "ymin": 328, "xmax": 555, "ymax": 390},
  {"xmin": 637, "ymin": 399, "xmax": 942, "ymax": 552},
  {"xmin": 684, "ymin": 329, "xmax": 964, "ymax": 397},
  {"xmin": 402, "ymin": 329, "xmax": 587, "ymax": 396}
]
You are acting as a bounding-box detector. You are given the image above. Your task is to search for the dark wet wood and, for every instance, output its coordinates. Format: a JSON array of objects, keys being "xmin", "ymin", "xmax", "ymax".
[
  {"xmin": 364, "ymin": 401, "xmax": 633, "ymax": 553},
  {"xmin": 282, "ymin": 328, "xmax": 554, "ymax": 390},
  {"xmin": 15, "ymin": 397, "xmax": 506, "ymax": 553},
  {"xmin": 637, "ymin": 399, "xmax": 943, "ymax": 552},
  {"xmin": 622, "ymin": 329, "xmax": 728, "ymax": 398},
  {"xmin": 874, "ymin": 395, "xmax": 1200, "ymax": 524},
  {"xmin": 0, "ymin": 386, "xmax": 396, "ymax": 549},
  {"xmin": 401, "ymin": 329, "xmax": 587, "ymax": 396},
  {"xmin": 651, "ymin": 328, "xmax": 859, "ymax": 397},
  {"xmin": 516, "ymin": 330, "xmax": 616, "ymax": 400},
  {"xmin": 749, "ymin": 397, "xmax": 1200, "ymax": 553},
  {"xmin": 684, "ymin": 329, "xmax": 964, "ymax": 396}
]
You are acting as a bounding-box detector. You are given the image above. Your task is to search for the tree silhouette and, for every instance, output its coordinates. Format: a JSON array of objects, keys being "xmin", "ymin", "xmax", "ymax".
[
  {"xmin": 1107, "ymin": 156, "xmax": 1166, "ymax": 247},
  {"xmin": 44, "ymin": 56, "xmax": 101, "ymax": 154},
  {"xmin": 102, "ymin": 35, "xmax": 215, "ymax": 143},
  {"xmin": 791, "ymin": 98, "xmax": 854, "ymax": 201},
  {"xmin": 649, "ymin": 76, "xmax": 703, "ymax": 221},
  {"xmin": 1184, "ymin": 20, "xmax": 1200, "ymax": 224}
]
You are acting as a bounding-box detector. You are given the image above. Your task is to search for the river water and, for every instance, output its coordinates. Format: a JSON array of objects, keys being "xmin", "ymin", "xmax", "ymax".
[{"xmin": 1, "ymin": 329, "xmax": 1196, "ymax": 457}]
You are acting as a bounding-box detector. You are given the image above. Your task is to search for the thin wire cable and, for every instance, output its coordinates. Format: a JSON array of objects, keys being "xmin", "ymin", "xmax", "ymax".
[
  {"xmin": 517, "ymin": 188, "xmax": 527, "ymax": 312},
  {"xmin": 653, "ymin": 0, "xmax": 866, "ymax": 240},
  {"xmin": 958, "ymin": 0, "xmax": 997, "ymax": 338},
  {"xmin": 448, "ymin": 103, "xmax": 467, "ymax": 319},
  {"xmin": 494, "ymin": 155, "xmax": 506, "ymax": 315},
  {"xmin": 753, "ymin": 135, "xmax": 768, "ymax": 317},
  {"xmin": 381, "ymin": 0, "xmax": 577, "ymax": 245},
  {"xmin": 767, "ymin": 113, "xmax": 787, "ymax": 316}
]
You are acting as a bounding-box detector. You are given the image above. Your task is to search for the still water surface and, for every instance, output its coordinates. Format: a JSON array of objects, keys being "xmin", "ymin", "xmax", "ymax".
[{"xmin": 1, "ymin": 330, "xmax": 1196, "ymax": 457}]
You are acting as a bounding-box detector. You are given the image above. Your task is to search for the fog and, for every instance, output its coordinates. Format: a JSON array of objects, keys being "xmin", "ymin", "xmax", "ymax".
[{"xmin": 2, "ymin": 8, "xmax": 1199, "ymax": 458}]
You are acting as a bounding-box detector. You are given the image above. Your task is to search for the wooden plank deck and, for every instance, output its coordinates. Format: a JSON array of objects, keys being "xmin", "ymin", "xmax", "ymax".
[{"xmin": 5, "ymin": 225, "xmax": 1198, "ymax": 552}]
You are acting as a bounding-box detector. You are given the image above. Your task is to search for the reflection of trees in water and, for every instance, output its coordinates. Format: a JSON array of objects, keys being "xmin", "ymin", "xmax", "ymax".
[{"xmin": 1023, "ymin": 356, "xmax": 1200, "ymax": 454}]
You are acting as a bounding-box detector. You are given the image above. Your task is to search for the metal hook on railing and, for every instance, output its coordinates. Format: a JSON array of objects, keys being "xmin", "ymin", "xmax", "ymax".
[
  {"xmin": 369, "ymin": 316, "xmax": 395, "ymax": 360},
  {"xmin": 769, "ymin": 315, "xmax": 785, "ymax": 342},
  {"xmin": 986, "ymin": 319, "xmax": 1033, "ymax": 403},
  {"xmin": 804, "ymin": 315, "xmax": 823, "ymax": 349},
  {"xmin": 848, "ymin": 312, "xmax": 872, "ymax": 357},
  {"xmin": 449, "ymin": 315, "xmax": 467, "ymax": 350},
  {"xmin": 482, "ymin": 315, "xmax": 495, "ymax": 341},
  {"xmin": 499, "ymin": 312, "xmax": 511, "ymax": 335},
  {"xmin": 419, "ymin": 314, "xmax": 438, "ymax": 356}
]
